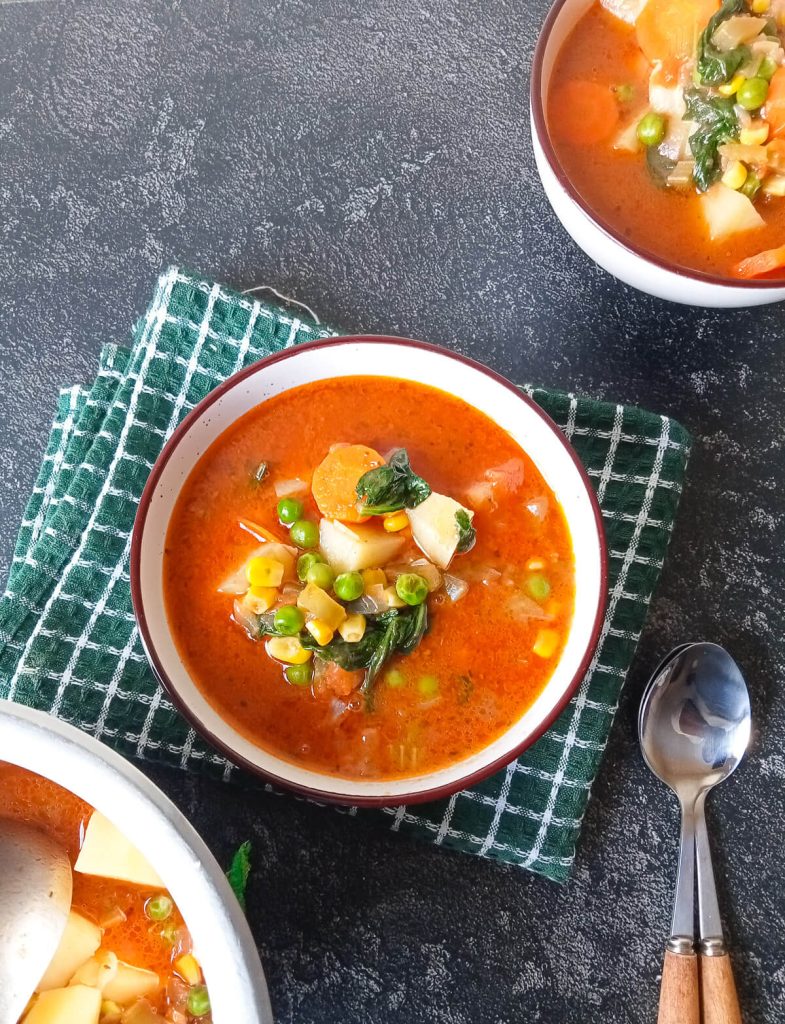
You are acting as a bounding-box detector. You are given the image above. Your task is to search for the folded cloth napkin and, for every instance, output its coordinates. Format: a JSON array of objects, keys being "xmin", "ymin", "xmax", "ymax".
[{"xmin": 0, "ymin": 267, "xmax": 691, "ymax": 882}]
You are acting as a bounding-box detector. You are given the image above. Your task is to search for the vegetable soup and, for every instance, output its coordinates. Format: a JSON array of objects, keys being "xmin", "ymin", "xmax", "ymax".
[
  {"xmin": 163, "ymin": 376, "xmax": 575, "ymax": 781},
  {"xmin": 0, "ymin": 763, "xmax": 211, "ymax": 1024},
  {"xmin": 548, "ymin": 0, "xmax": 785, "ymax": 279}
]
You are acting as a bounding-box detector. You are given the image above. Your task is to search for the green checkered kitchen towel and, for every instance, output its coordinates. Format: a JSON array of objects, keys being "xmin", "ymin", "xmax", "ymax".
[{"xmin": 0, "ymin": 266, "xmax": 691, "ymax": 883}]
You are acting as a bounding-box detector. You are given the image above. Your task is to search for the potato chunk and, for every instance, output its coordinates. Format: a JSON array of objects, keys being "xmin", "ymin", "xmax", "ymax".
[
  {"xmin": 318, "ymin": 518, "xmax": 405, "ymax": 574},
  {"xmin": 74, "ymin": 812, "xmax": 164, "ymax": 889},
  {"xmin": 101, "ymin": 961, "xmax": 159, "ymax": 1004},
  {"xmin": 700, "ymin": 183, "xmax": 765, "ymax": 241},
  {"xmin": 24, "ymin": 985, "xmax": 101, "ymax": 1024},
  {"xmin": 406, "ymin": 493, "xmax": 475, "ymax": 569},
  {"xmin": 37, "ymin": 911, "xmax": 102, "ymax": 991}
]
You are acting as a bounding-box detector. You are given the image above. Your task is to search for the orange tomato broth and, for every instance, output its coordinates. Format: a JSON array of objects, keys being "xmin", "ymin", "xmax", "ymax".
[
  {"xmin": 547, "ymin": 2, "xmax": 785, "ymax": 279},
  {"xmin": 0, "ymin": 762, "xmax": 192, "ymax": 1014},
  {"xmin": 163, "ymin": 376, "xmax": 575, "ymax": 781}
]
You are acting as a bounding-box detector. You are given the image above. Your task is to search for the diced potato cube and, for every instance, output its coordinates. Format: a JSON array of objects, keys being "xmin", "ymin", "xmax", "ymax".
[
  {"xmin": 101, "ymin": 961, "xmax": 159, "ymax": 1005},
  {"xmin": 297, "ymin": 582, "xmax": 347, "ymax": 630},
  {"xmin": 74, "ymin": 813, "xmax": 164, "ymax": 889},
  {"xmin": 406, "ymin": 493, "xmax": 475, "ymax": 569},
  {"xmin": 69, "ymin": 951, "xmax": 118, "ymax": 991},
  {"xmin": 37, "ymin": 911, "xmax": 102, "ymax": 991},
  {"xmin": 318, "ymin": 519, "xmax": 405, "ymax": 574},
  {"xmin": 700, "ymin": 184, "xmax": 765, "ymax": 241},
  {"xmin": 338, "ymin": 613, "xmax": 367, "ymax": 642},
  {"xmin": 24, "ymin": 985, "xmax": 101, "ymax": 1024},
  {"xmin": 265, "ymin": 636, "xmax": 312, "ymax": 664},
  {"xmin": 120, "ymin": 1000, "xmax": 161, "ymax": 1024}
]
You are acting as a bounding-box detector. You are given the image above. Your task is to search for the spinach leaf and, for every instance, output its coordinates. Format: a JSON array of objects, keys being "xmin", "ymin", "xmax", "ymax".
[
  {"xmin": 696, "ymin": 0, "xmax": 749, "ymax": 85},
  {"xmin": 684, "ymin": 88, "xmax": 739, "ymax": 191},
  {"xmin": 356, "ymin": 448, "xmax": 431, "ymax": 515},
  {"xmin": 226, "ymin": 841, "xmax": 252, "ymax": 911},
  {"xmin": 455, "ymin": 509, "xmax": 476, "ymax": 553},
  {"xmin": 308, "ymin": 604, "xmax": 428, "ymax": 694}
]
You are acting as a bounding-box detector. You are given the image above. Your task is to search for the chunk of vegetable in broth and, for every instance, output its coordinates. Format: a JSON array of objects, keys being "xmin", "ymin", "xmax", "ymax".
[
  {"xmin": 406, "ymin": 492, "xmax": 475, "ymax": 569},
  {"xmin": 318, "ymin": 518, "xmax": 406, "ymax": 573},
  {"xmin": 636, "ymin": 0, "xmax": 720, "ymax": 64},
  {"xmin": 700, "ymin": 182, "xmax": 765, "ymax": 238},
  {"xmin": 218, "ymin": 542, "xmax": 296, "ymax": 593},
  {"xmin": 311, "ymin": 444, "xmax": 384, "ymax": 522},
  {"xmin": 550, "ymin": 80, "xmax": 620, "ymax": 145}
]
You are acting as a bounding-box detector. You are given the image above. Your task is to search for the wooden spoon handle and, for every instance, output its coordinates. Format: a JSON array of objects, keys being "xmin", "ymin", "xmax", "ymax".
[
  {"xmin": 658, "ymin": 948, "xmax": 700, "ymax": 1024},
  {"xmin": 700, "ymin": 953, "xmax": 742, "ymax": 1024}
]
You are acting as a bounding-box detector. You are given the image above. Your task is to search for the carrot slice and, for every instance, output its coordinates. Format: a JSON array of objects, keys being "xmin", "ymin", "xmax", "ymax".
[
  {"xmin": 550, "ymin": 80, "xmax": 620, "ymax": 146},
  {"xmin": 311, "ymin": 444, "xmax": 384, "ymax": 523},
  {"xmin": 765, "ymin": 68, "xmax": 785, "ymax": 138},
  {"xmin": 635, "ymin": 0, "xmax": 718, "ymax": 64},
  {"xmin": 733, "ymin": 243, "xmax": 785, "ymax": 278}
]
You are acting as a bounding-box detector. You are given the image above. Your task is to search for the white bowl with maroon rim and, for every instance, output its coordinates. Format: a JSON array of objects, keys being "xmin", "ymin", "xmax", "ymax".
[
  {"xmin": 131, "ymin": 335, "xmax": 608, "ymax": 807},
  {"xmin": 0, "ymin": 701, "xmax": 273, "ymax": 1022},
  {"xmin": 530, "ymin": 0, "xmax": 785, "ymax": 308}
]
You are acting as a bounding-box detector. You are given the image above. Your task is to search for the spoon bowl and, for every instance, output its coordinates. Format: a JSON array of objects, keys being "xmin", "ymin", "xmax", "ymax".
[{"xmin": 0, "ymin": 818, "xmax": 72, "ymax": 1024}]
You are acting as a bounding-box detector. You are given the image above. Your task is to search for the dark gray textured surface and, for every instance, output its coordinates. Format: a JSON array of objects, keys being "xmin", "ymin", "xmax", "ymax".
[{"xmin": 2, "ymin": 1, "xmax": 784, "ymax": 1021}]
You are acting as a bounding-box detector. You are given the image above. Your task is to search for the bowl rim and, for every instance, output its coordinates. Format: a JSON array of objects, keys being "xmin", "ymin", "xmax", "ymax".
[
  {"xmin": 130, "ymin": 334, "xmax": 609, "ymax": 807},
  {"xmin": 530, "ymin": 0, "xmax": 785, "ymax": 291},
  {"xmin": 0, "ymin": 701, "xmax": 273, "ymax": 1022}
]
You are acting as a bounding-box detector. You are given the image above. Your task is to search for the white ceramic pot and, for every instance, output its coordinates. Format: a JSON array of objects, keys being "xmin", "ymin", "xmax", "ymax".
[
  {"xmin": 0, "ymin": 701, "xmax": 273, "ymax": 1023},
  {"xmin": 132, "ymin": 336, "xmax": 607, "ymax": 807},
  {"xmin": 530, "ymin": 0, "xmax": 785, "ymax": 308}
]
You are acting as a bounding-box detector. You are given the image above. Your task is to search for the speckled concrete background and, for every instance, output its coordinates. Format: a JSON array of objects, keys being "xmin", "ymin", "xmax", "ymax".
[{"xmin": 2, "ymin": 1, "xmax": 784, "ymax": 1021}]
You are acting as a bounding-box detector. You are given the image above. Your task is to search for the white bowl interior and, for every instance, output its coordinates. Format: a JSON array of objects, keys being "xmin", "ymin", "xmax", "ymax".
[
  {"xmin": 0, "ymin": 702, "xmax": 272, "ymax": 1022},
  {"xmin": 137, "ymin": 340, "xmax": 604, "ymax": 799}
]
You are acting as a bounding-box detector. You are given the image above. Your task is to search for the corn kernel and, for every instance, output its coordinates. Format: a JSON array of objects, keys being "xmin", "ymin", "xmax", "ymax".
[
  {"xmin": 383, "ymin": 584, "xmax": 406, "ymax": 609},
  {"xmin": 526, "ymin": 557, "xmax": 546, "ymax": 571},
  {"xmin": 740, "ymin": 123, "xmax": 770, "ymax": 145},
  {"xmin": 533, "ymin": 628, "xmax": 560, "ymax": 659},
  {"xmin": 305, "ymin": 618, "xmax": 334, "ymax": 645},
  {"xmin": 266, "ymin": 636, "xmax": 312, "ymax": 664},
  {"xmin": 338, "ymin": 613, "xmax": 366, "ymax": 643},
  {"xmin": 175, "ymin": 953, "xmax": 202, "ymax": 985},
  {"xmin": 362, "ymin": 567, "xmax": 387, "ymax": 588},
  {"xmin": 100, "ymin": 1002, "xmax": 122, "ymax": 1024},
  {"xmin": 243, "ymin": 586, "xmax": 278, "ymax": 613},
  {"xmin": 722, "ymin": 160, "xmax": 748, "ymax": 190},
  {"xmin": 383, "ymin": 510, "xmax": 409, "ymax": 532},
  {"xmin": 719, "ymin": 73, "xmax": 745, "ymax": 97},
  {"xmin": 752, "ymin": 0, "xmax": 769, "ymax": 12},
  {"xmin": 246, "ymin": 556, "xmax": 284, "ymax": 588}
]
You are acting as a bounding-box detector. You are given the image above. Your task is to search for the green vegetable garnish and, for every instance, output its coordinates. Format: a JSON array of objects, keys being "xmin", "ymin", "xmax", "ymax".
[
  {"xmin": 273, "ymin": 604, "xmax": 305, "ymax": 636},
  {"xmin": 306, "ymin": 561, "xmax": 335, "ymax": 590},
  {"xmin": 455, "ymin": 509, "xmax": 476, "ymax": 553},
  {"xmin": 297, "ymin": 551, "xmax": 324, "ymax": 581},
  {"xmin": 385, "ymin": 668, "xmax": 406, "ymax": 688},
  {"xmin": 737, "ymin": 76, "xmax": 769, "ymax": 110},
  {"xmin": 614, "ymin": 83, "xmax": 635, "ymax": 103},
  {"xmin": 759, "ymin": 55, "xmax": 779, "ymax": 81},
  {"xmin": 696, "ymin": 0, "xmax": 749, "ymax": 86},
  {"xmin": 334, "ymin": 571, "xmax": 364, "ymax": 602},
  {"xmin": 637, "ymin": 112, "xmax": 667, "ymax": 148},
  {"xmin": 395, "ymin": 572, "xmax": 429, "ymax": 606},
  {"xmin": 277, "ymin": 497, "xmax": 303, "ymax": 524},
  {"xmin": 285, "ymin": 663, "xmax": 313, "ymax": 686},
  {"xmin": 417, "ymin": 674, "xmax": 439, "ymax": 697},
  {"xmin": 526, "ymin": 574, "xmax": 551, "ymax": 602},
  {"xmin": 356, "ymin": 448, "xmax": 431, "ymax": 515},
  {"xmin": 226, "ymin": 840, "xmax": 252, "ymax": 911},
  {"xmin": 740, "ymin": 168, "xmax": 762, "ymax": 198},
  {"xmin": 187, "ymin": 984, "xmax": 211, "ymax": 1017},
  {"xmin": 684, "ymin": 88, "xmax": 740, "ymax": 191},
  {"xmin": 144, "ymin": 894, "xmax": 173, "ymax": 922},
  {"xmin": 289, "ymin": 519, "xmax": 319, "ymax": 549}
]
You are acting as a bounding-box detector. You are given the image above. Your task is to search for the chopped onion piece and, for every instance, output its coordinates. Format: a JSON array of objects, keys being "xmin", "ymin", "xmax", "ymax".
[
  {"xmin": 443, "ymin": 573, "xmax": 469, "ymax": 602},
  {"xmin": 273, "ymin": 477, "xmax": 309, "ymax": 498},
  {"xmin": 232, "ymin": 597, "xmax": 261, "ymax": 638},
  {"xmin": 507, "ymin": 592, "xmax": 549, "ymax": 622},
  {"xmin": 348, "ymin": 591, "xmax": 388, "ymax": 616},
  {"xmin": 462, "ymin": 564, "xmax": 502, "ymax": 586},
  {"xmin": 526, "ymin": 496, "xmax": 549, "ymax": 520}
]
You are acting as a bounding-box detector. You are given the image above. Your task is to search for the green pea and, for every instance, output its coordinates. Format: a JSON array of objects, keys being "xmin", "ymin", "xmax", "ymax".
[
  {"xmin": 417, "ymin": 675, "xmax": 439, "ymax": 697},
  {"xmin": 285, "ymin": 663, "xmax": 313, "ymax": 686},
  {"xmin": 289, "ymin": 519, "xmax": 319, "ymax": 549},
  {"xmin": 187, "ymin": 985, "xmax": 211, "ymax": 1017},
  {"xmin": 159, "ymin": 922, "xmax": 178, "ymax": 945},
  {"xmin": 306, "ymin": 561, "xmax": 335, "ymax": 590},
  {"xmin": 297, "ymin": 551, "xmax": 324, "ymax": 581},
  {"xmin": 740, "ymin": 169, "xmax": 761, "ymax": 199},
  {"xmin": 526, "ymin": 574, "xmax": 551, "ymax": 603},
  {"xmin": 334, "ymin": 571, "xmax": 364, "ymax": 602},
  {"xmin": 144, "ymin": 894, "xmax": 173, "ymax": 921},
  {"xmin": 614, "ymin": 83, "xmax": 635, "ymax": 103},
  {"xmin": 277, "ymin": 497, "xmax": 303, "ymax": 524},
  {"xmin": 395, "ymin": 573, "xmax": 429, "ymax": 606},
  {"xmin": 760, "ymin": 56, "xmax": 778, "ymax": 82},
  {"xmin": 636, "ymin": 112, "xmax": 667, "ymax": 147},
  {"xmin": 273, "ymin": 604, "xmax": 305, "ymax": 635},
  {"xmin": 737, "ymin": 77, "xmax": 769, "ymax": 111},
  {"xmin": 385, "ymin": 668, "xmax": 406, "ymax": 688}
]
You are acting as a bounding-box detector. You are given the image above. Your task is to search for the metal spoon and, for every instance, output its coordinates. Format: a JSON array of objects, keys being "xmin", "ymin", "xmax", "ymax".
[
  {"xmin": 0, "ymin": 818, "xmax": 72, "ymax": 1024},
  {"xmin": 639, "ymin": 642, "xmax": 750, "ymax": 1024}
]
